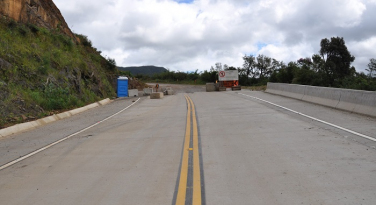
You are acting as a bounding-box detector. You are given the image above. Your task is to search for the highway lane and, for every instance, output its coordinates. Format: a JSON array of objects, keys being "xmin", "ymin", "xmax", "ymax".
[
  {"xmin": 191, "ymin": 91, "xmax": 376, "ymax": 204},
  {"xmin": 1, "ymin": 90, "xmax": 376, "ymax": 204},
  {"xmin": 0, "ymin": 95, "xmax": 187, "ymax": 204}
]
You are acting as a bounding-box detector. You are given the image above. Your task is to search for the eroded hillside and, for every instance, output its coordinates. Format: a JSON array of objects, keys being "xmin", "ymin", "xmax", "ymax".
[{"xmin": 0, "ymin": 1, "xmax": 118, "ymax": 128}]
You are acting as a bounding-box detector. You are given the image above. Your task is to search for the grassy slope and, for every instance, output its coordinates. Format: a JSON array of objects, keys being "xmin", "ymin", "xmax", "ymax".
[{"xmin": 0, "ymin": 18, "xmax": 117, "ymax": 128}]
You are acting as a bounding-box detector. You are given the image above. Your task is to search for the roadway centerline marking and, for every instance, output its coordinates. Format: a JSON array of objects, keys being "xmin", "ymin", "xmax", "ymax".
[
  {"xmin": 175, "ymin": 95, "xmax": 203, "ymax": 205},
  {"xmin": 0, "ymin": 98, "xmax": 141, "ymax": 171},
  {"xmin": 175, "ymin": 96, "xmax": 191, "ymax": 204},
  {"xmin": 238, "ymin": 93, "xmax": 376, "ymax": 142},
  {"xmin": 187, "ymin": 96, "xmax": 202, "ymax": 204}
]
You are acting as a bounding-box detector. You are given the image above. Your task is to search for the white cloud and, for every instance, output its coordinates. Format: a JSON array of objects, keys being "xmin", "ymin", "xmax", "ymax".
[{"xmin": 53, "ymin": 0, "xmax": 376, "ymax": 72}]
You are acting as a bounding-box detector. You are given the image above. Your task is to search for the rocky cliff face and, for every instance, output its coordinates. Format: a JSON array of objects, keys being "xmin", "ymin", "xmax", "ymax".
[{"xmin": 0, "ymin": 0, "xmax": 75, "ymax": 39}]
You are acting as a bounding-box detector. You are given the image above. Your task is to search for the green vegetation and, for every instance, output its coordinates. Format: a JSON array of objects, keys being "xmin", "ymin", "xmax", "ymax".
[
  {"xmin": 134, "ymin": 37, "xmax": 376, "ymax": 91},
  {"xmin": 0, "ymin": 17, "xmax": 117, "ymax": 128},
  {"xmin": 135, "ymin": 69, "xmax": 206, "ymax": 85}
]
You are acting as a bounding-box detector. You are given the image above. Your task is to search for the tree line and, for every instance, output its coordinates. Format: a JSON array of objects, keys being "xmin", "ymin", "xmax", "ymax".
[{"xmin": 135, "ymin": 37, "xmax": 376, "ymax": 91}]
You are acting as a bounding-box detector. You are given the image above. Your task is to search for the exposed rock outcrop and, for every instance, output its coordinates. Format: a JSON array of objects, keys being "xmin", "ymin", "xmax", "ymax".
[{"xmin": 0, "ymin": 0, "xmax": 75, "ymax": 39}]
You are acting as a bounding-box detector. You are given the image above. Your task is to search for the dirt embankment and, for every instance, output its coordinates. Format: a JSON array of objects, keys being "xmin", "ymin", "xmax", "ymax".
[{"xmin": 0, "ymin": 0, "xmax": 76, "ymax": 40}]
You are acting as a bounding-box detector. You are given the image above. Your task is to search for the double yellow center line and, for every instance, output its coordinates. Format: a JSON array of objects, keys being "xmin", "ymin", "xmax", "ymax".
[{"xmin": 175, "ymin": 95, "xmax": 202, "ymax": 205}]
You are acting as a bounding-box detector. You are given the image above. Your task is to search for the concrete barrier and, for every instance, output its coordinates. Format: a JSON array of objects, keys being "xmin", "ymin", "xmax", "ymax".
[
  {"xmin": 128, "ymin": 89, "xmax": 139, "ymax": 97},
  {"xmin": 266, "ymin": 83, "xmax": 376, "ymax": 117},
  {"xmin": 150, "ymin": 92, "xmax": 164, "ymax": 99},
  {"xmin": 143, "ymin": 88, "xmax": 153, "ymax": 95},
  {"xmin": 0, "ymin": 98, "xmax": 113, "ymax": 138},
  {"xmin": 338, "ymin": 89, "xmax": 376, "ymax": 117},
  {"xmin": 302, "ymin": 86, "xmax": 342, "ymax": 108},
  {"xmin": 206, "ymin": 83, "xmax": 216, "ymax": 92}
]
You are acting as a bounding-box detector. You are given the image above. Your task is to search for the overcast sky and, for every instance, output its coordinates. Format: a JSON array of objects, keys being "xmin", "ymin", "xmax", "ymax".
[{"xmin": 53, "ymin": 0, "xmax": 376, "ymax": 72}]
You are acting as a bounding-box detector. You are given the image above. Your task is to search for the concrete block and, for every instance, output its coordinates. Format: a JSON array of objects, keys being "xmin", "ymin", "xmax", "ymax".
[
  {"xmin": 219, "ymin": 87, "xmax": 226, "ymax": 91},
  {"xmin": 98, "ymin": 98, "xmax": 111, "ymax": 105},
  {"xmin": 138, "ymin": 91, "xmax": 145, "ymax": 96},
  {"xmin": 150, "ymin": 92, "xmax": 164, "ymax": 99},
  {"xmin": 56, "ymin": 112, "xmax": 72, "ymax": 120},
  {"xmin": 231, "ymin": 86, "xmax": 241, "ymax": 91},
  {"xmin": 38, "ymin": 115, "xmax": 58, "ymax": 125},
  {"xmin": 86, "ymin": 103, "xmax": 99, "ymax": 109},
  {"xmin": 0, "ymin": 127, "xmax": 14, "ymax": 137},
  {"xmin": 30, "ymin": 121, "xmax": 41, "ymax": 128},
  {"xmin": 128, "ymin": 89, "xmax": 139, "ymax": 97},
  {"xmin": 144, "ymin": 88, "xmax": 153, "ymax": 95},
  {"xmin": 167, "ymin": 90, "xmax": 174, "ymax": 95},
  {"xmin": 69, "ymin": 107, "xmax": 86, "ymax": 115},
  {"xmin": 206, "ymin": 83, "xmax": 216, "ymax": 92}
]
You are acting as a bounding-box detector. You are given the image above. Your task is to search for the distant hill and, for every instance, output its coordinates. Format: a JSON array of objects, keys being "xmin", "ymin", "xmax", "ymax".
[{"xmin": 118, "ymin": 66, "xmax": 168, "ymax": 76}]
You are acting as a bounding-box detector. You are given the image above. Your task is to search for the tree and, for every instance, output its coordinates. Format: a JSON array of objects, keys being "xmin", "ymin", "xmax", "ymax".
[
  {"xmin": 319, "ymin": 37, "xmax": 355, "ymax": 85},
  {"xmin": 366, "ymin": 58, "xmax": 376, "ymax": 78},
  {"xmin": 255, "ymin": 54, "xmax": 273, "ymax": 79},
  {"xmin": 200, "ymin": 67, "xmax": 217, "ymax": 82},
  {"xmin": 242, "ymin": 55, "xmax": 256, "ymax": 79},
  {"xmin": 215, "ymin": 62, "xmax": 222, "ymax": 71},
  {"xmin": 223, "ymin": 64, "xmax": 229, "ymax": 70}
]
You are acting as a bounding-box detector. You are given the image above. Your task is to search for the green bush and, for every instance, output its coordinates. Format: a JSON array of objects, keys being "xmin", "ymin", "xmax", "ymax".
[{"xmin": 27, "ymin": 23, "xmax": 39, "ymax": 34}]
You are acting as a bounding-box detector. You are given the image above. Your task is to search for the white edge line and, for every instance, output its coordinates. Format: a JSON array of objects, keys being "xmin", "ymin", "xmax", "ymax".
[
  {"xmin": 0, "ymin": 98, "xmax": 141, "ymax": 171},
  {"xmin": 238, "ymin": 93, "xmax": 376, "ymax": 142}
]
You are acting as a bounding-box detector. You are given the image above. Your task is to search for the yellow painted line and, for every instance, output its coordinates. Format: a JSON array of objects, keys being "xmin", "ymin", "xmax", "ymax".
[
  {"xmin": 175, "ymin": 95, "xmax": 192, "ymax": 205},
  {"xmin": 188, "ymin": 96, "xmax": 202, "ymax": 205}
]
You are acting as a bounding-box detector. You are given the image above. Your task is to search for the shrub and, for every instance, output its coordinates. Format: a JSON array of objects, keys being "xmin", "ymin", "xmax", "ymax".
[
  {"xmin": 7, "ymin": 20, "xmax": 17, "ymax": 29},
  {"xmin": 27, "ymin": 24, "xmax": 39, "ymax": 34},
  {"xmin": 76, "ymin": 34, "xmax": 92, "ymax": 47},
  {"xmin": 18, "ymin": 25, "xmax": 28, "ymax": 36}
]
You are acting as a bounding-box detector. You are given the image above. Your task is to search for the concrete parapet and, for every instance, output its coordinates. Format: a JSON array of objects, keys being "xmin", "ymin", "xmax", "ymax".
[
  {"xmin": 150, "ymin": 92, "xmax": 164, "ymax": 99},
  {"xmin": 266, "ymin": 82, "xmax": 376, "ymax": 117},
  {"xmin": 129, "ymin": 89, "xmax": 139, "ymax": 97},
  {"xmin": 338, "ymin": 89, "xmax": 376, "ymax": 117},
  {"xmin": 302, "ymin": 87, "xmax": 342, "ymax": 108}
]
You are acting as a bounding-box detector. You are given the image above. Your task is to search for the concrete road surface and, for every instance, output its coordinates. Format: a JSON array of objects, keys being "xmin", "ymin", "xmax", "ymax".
[{"xmin": 1, "ymin": 89, "xmax": 376, "ymax": 205}]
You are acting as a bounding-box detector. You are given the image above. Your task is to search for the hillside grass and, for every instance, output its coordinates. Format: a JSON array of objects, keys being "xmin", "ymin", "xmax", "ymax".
[{"xmin": 0, "ymin": 17, "xmax": 117, "ymax": 128}]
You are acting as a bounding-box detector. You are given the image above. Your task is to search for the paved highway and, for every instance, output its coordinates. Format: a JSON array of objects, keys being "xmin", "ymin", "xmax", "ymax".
[{"xmin": 0, "ymin": 89, "xmax": 375, "ymax": 204}]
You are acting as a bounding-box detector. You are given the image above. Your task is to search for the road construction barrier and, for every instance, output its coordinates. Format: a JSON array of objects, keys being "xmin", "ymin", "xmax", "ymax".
[
  {"xmin": 206, "ymin": 83, "xmax": 216, "ymax": 92},
  {"xmin": 150, "ymin": 92, "xmax": 164, "ymax": 99},
  {"xmin": 266, "ymin": 83, "xmax": 376, "ymax": 117}
]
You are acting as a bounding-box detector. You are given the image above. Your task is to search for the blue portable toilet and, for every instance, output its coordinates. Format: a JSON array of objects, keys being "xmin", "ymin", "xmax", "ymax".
[{"xmin": 117, "ymin": 76, "xmax": 128, "ymax": 97}]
